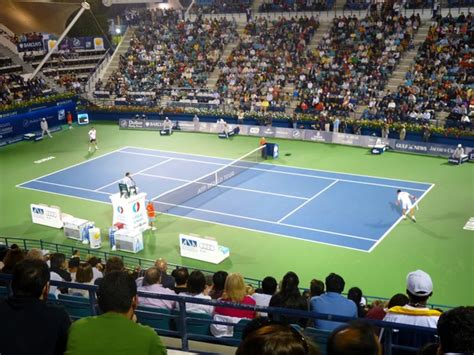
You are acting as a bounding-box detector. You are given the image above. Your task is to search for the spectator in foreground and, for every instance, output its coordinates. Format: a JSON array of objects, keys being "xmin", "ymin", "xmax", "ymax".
[
  {"xmin": 178, "ymin": 270, "xmax": 214, "ymax": 315},
  {"xmin": 172, "ymin": 267, "xmax": 189, "ymax": 294},
  {"xmin": 0, "ymin": 259, "xmax": 71, "ymax": 355},
  {"xmin": 210, "ymin": 273, "xmax": 256, "ymax": 337},
  {"xmin": 236, "ymin": 319, "xmax": 320, "ymax": 355},
  {"xmin": 310, "ymin": 273, "xmax": 357, "ymax": 331},
  {"xmin": 94, "ymin": 256, "xmax": 124, "ymax": 286},
  {"xmin": 69, "ymin": 262, "xmax": 94, "ymax": 297},
  {"xmin": 138, "ymin": 267, "xmax": 176, "ymax": 310},
  {"xmin": 251, "ymin": 276, "xmax": 277, "ymax": 316},
  {"xmin": 383, "ymin": 270, "xmax": 440, "ymax": 328},
  {"xmin": 154, "ymin": 258, "xmax": 175, "ymax": 290},
  {"xmin": 437, "ymin": 306, "xmax": 474, "ymax": 354},
  {"xmin": 65, "ymin": 271, "xmax": 166, "ymax": 354},
  {"xmin": 327, "ymin": 320, "xmax": 381, "ymax": 355},
  {"xmin": 209, "ymin": 270, "xmax": 228, "ymax": 299},
  {"xmin": 269, "ymin": 271, "xmax": 308, "ymax": 327}
]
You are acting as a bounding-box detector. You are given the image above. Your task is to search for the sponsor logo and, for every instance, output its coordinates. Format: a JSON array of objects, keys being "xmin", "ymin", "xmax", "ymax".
[
  {"xmin": 32, "ymin": 207, "xmax": 44, "ymax": 215},
  {"xmin": 199, "ymin": 242, "xmax": 216, "ymax": 252},
  {"xmin": 249, "ymin": 127, "xmax": 260, "ymax": 135},
  {"xmin": 181, "ymin": 238, "xmax": 198, "ymax": 247},
  {"xmin": 132, "ymin": 202, "xmax": 140, "ymax": 213},
  {"xmin": 292, "ymin": 130, "xmax": 300, "ymax": 138},
  {"xmin": 119, "ymin": 119, "xmax": 128, "ymax": 128},
  {"xmin": 264, "ymin": 128, "xmax": 274, "ymax": 135},
  {"xmin": 117, "ymin": 206, "xmax": 124, "ymax": 214},
  {"xmin": 23, "ymin": 119, "xmax": 30, "ymax": 128}
]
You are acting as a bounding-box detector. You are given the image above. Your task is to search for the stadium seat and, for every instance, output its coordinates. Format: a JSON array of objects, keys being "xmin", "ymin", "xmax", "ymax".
[
  {"xmin": 57, "ymin": 293, "xmax": 93, "ymax": 320},
  {"xmin": 0, "ymin": 286, "xmax": 10, "ymax": 300},
  {"xmin": 175, "ymin": 312, "xmax": 212, "ymax": 336},
  {"xmin": 303, "ymin": 327, "xmax": 332, "ymax": 355},
  {"xmin": 135, "ymin": 305, "xmax": 171, "ymax": 331},
  {"xmin": 232, "ymin": 318, "xmax": 251, "ymax": 341}
]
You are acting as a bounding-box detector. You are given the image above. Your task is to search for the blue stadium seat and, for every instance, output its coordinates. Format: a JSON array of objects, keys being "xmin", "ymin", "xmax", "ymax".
[
  {"xmin": 303, "ymin": 327, "xmax": 332, "ymax": 355},
  {"xmin": 232, "ymin": 318, "xmax": 251, "ymax": 341},
  {"xmin": 175, "ymin": 312, "xmax": 212, "ymax": 336},
  {"xmin": 57, "ymin": 293, "xmax": 93, "ymax": 320},
  {"xmin": 135, "ymin": 306, "xmax": 171, "ymax": 331},
  {"xmin": 0, "ymin": 286, "xmax": 9, "ymax": 299}
]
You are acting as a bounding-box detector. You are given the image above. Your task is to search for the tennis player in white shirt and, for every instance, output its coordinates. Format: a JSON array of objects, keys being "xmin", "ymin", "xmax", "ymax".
[
  {"xmin": 396, "ymin": 189, "xmax": 417, "ymax": 222},
  {"xmin": 88, "ymin": 127, "xmax": 98, "ymax": 152}
]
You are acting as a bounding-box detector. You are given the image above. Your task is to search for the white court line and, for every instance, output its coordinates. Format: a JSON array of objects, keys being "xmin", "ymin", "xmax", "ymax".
[
  {"xmin": 367, "ymin": 183, "xmax": 436, "ymax": 253},
  {"xmin": 16, "ymin": 148, "xmax": 126, "ymax": 187},
  {"xmin": 120, "ymin": 148, "xmax": 429, "ymax": 192},
  {"xmin": 119, "ymin": 150, "xmax": 223, "ymax": 167},
  {"xmin": 18, "ymin": 185, "xmax": 112, "ymax": 206},
  {"xmin": 31, "ymin": 180, "xmax": 111, "ymax": 195},
  {"xmin": 154, "ymin": 200, "xmax": 375, "ymax": 242},
  {"xmin": 277, "ymin": 180, "xmax": 339, "ymax": 223},
  {"xmin": 121, "ymin": 146, "xmax": 434, "ymax": 186},
  {"xmin": 138, "ymin": 172, "xmax": 309, "ymax": 201},
  {"xmin": 95, "ymin": 158, "xmax": 173, "ymax": 191}
]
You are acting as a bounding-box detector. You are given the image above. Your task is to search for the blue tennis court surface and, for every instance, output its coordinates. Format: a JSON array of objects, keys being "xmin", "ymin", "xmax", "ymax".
[{"xmin": 18, "ymin": 147, "xmax": 434, "ymax": 252}]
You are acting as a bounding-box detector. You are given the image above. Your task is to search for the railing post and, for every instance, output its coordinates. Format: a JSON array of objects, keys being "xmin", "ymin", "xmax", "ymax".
[
  {"xmin": 383, "ymin": 328, "xmax": 393, "ymax": 355},
  {"xmin": 178, "ymin": 299, "xmax": 189, "ymax": 351}
]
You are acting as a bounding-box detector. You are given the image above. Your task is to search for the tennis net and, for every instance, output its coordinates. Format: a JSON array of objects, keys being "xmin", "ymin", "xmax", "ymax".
[{"xmin": 153, "ymin": 145, "xmax": 265, "ymax": 213}]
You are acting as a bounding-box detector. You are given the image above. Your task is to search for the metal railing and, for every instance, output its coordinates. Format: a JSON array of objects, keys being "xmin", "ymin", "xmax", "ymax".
[{"xmin": 0, "ymin": 274, "xmax": 439, "ymax": 354}]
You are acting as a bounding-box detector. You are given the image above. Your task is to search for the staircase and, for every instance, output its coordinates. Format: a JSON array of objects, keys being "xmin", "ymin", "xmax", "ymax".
[
  {"xmin": 100, "ymin": 27, "xmax": 135, "ymax": 86},
  {"xmin": 353, "ymin": 21, "xmax": 431, "ymax": 118},
  {"xmin": 285, "ymin": 22, "xmax": 332, "ymax": 115},
  {"xmin": 206, "ymin": 23, "xmax": 246, "ymax": 91}
]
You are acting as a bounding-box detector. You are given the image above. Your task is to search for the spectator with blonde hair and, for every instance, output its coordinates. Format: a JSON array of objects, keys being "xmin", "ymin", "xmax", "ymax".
[{"xmin": 210, "ymin": 273, "xmax": 256, "ymax": 337}]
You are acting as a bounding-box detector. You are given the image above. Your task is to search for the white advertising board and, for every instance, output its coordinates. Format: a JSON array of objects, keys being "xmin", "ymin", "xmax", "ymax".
[
  {"xmin": 30, "ymin": 204, "xmax": 63, "ymax": 229},
  {"xmin": 179, "ymin": 234, "xmax": 229, "ymax": 264}
]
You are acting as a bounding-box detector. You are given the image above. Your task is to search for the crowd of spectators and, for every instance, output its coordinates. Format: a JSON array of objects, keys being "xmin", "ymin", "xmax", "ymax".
[
  {"xmin": 295, "ymin": 12, "xmax": 420, "ymax": 120},
  {"xmin": 260, "ymin": 0, "xmax": 333, "ymax": 12},
  {"xmin": 191, "ymin": 0, "xmax": 251, "ymax": 14},
  {"xmin": 366, "ymin": 13, "xmax": 473, "ymax": 131},
  {"xmin": 0, "ymin": 73, "xmax": 53, "ymax": 107},
  {"xmin": 216, "ymin": 16, "xmax": 319, "ymax": 112},
  {"xmin": 0, "ymin": 244, "xmax": 473, "ymax": 354},
  {"xmin": 98, "ymin": 8, "xmax": 237, "ymax": 101}
]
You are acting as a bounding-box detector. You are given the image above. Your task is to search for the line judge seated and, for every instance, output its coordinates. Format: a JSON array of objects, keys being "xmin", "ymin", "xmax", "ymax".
[
  {"xmin": 160, "ymin": 117, "xmax": 173, "ymax": 135},
  {"xmin": 119, "ymin": 172, "xmax": 138, "ymax": 198},
  {"xmin": 449, "ymin": 144, "xmax": 469, "ymax": 165}
]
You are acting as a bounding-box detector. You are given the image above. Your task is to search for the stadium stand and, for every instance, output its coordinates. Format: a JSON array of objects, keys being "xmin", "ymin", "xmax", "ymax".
[
  {"xmin": 365, "ymin": 13, "xmax": 473, "ymax": 132},
  {"xmin": 296, "ymin": 12, "xmax": 421, "ymax": 118},
  {"xmin": 96, "ymin": 9, "xmax": 237, "ymax": 106},
  {"xmin": 259, "ymin": 0, "xmax": 334, "ymax": 12},
  {"xmin": 216, "ymin": 16, "xmax": 319, "ymax": 113},
  {"xmin": 0, "ymin": 239, "xmax": 461, "ymax": 354}
]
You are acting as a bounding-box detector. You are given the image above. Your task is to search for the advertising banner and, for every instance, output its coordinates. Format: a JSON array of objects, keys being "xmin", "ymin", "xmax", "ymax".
[
  {"xmin": 0, "ymin": 99, "xmax": 76, "ymax": 143},
  {"xmin": 116, "ymin": 120, "xmax": 472, "ymax": 158},
  {"xmin": 179, "ymin": 233, "xmax": 229, "ymax": 264},
  {"xmin": 30, "ymin": 204, "xmax": 63, "ymax": 229},
  {"xmin": 17, "ymin": 40, "xmax": 44, "ymax": 52}
]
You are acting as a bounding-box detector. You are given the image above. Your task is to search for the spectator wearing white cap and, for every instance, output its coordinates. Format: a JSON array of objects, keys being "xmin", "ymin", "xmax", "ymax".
[{"xmin": 382, "ymin": 270, "xmax": 441, "ymax": 329}]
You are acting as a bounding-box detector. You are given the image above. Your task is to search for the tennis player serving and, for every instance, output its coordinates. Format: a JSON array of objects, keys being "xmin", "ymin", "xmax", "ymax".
[{"xmin": 396, "ymin": 189, "xmax": 417, "ymax": 222}]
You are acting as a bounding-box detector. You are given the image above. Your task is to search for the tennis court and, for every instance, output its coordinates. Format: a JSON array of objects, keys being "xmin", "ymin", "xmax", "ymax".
[{"xmin": 18, "ymin": 146, "xmax": 434, "ymax": 252}]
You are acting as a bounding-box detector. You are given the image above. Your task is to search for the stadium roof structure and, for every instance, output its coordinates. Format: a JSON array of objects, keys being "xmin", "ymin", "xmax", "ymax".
[{"xmin": 0, "ymin": 0, "xmax": 82, "ymax": 34}]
